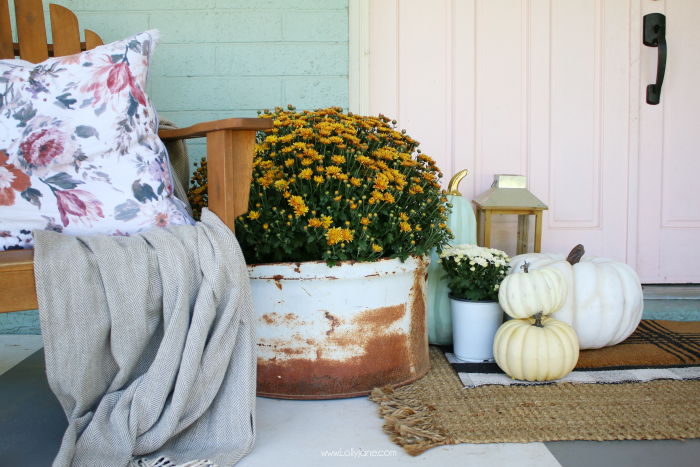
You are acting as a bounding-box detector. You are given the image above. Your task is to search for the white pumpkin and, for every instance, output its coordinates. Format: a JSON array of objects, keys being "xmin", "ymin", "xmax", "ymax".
[
  {"xmin": 498, "ymin": 263, "xmax": 568, "ymax": 319},
  {"xmin": 508, "ymin": 245, "xmax": 643, "ymax": 349},
  {"xmin": 493, "ymin": 314, "xmax": 579, "ymax": 382}
]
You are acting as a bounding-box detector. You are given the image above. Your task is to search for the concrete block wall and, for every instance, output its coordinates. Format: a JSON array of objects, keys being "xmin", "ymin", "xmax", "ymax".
[{"xmin": 1, "ymin": 0, "xmax": 349, "ymax": 334}]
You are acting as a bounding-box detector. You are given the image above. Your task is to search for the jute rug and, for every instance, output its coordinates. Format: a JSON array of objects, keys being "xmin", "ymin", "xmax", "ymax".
[
  {"xmin": 369, "ymin": 344, "xmax": 700, "ymax": 455},
  {"xmin": 446, "ymin": 320, "xmax": 700, "ymax": 388}
]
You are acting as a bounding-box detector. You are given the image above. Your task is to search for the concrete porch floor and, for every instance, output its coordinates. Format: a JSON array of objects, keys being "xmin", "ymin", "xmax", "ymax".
[{"xmin": 1, "ymin": 335, "xmax": 699, "ymax": 467}]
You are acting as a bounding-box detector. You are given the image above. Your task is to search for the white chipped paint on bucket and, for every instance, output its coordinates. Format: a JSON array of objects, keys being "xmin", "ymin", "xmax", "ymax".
[{"xmin": 249, "ymin": 255, "xmax": 431, "ymax": 399}]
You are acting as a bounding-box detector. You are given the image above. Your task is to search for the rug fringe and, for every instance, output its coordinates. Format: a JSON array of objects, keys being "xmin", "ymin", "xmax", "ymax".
[
  {"xmin": 369, "ymin": 385, "xmax": 453, "ymax": 456},
  {"xmin": 129, "ymin": 456, "xmax": 220, "ymax": 467}
]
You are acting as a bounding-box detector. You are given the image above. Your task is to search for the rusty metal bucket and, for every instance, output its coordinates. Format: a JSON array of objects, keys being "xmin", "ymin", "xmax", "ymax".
[{"xmin": 249, "ymin": 255, "xmax": 431, "ymax": 399}]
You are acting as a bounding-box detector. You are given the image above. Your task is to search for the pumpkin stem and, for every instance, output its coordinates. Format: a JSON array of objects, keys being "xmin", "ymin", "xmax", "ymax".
[
  {"xmin": 521, "ymin": 261, "xmax": 530, "ymax": 273},
  {"xmin": 566, "ymin": 244, "xmax": 585, "ymax": 265},
  {"xmin": 532, "ymin": 311, "xmax": 544, "ymax": 328}
]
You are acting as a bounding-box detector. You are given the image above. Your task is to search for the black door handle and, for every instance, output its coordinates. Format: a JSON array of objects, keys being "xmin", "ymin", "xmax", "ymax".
[{"xmin": 643, "ymin": 13, "xmax": 666, "ymax": 105}]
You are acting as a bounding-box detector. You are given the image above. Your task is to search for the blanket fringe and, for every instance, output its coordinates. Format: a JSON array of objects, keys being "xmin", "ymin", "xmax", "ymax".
[
  {"xmin": 368, "ymin": 385, "xmax": 453, "ymax": 456},
  {"xmin": 130, "ymin": 456, "xmax": 220, "ymax": 467}
]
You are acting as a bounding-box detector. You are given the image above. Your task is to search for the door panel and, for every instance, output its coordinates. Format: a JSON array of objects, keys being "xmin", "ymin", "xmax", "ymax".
[{"xmin": 636, "ymin": 0, "xmax": 700, "ymax": 283}]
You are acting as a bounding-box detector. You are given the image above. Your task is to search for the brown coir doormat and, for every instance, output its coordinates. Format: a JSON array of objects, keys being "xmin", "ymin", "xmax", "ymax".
[
  {"xmin": 577, "ymin": 320, "xmax": 700, "ymax": 368},
  {"xmin": 369, "ymin": 346, "xmax": 700, "ymax": 455},
  {"xmin": 446, "ymin": 320, "xmax": 700, "ymax": 388}
]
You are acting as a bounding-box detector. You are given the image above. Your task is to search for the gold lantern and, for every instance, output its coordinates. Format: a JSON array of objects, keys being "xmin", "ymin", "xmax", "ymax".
[{"xmin": 472, "ymin": 175, "xmax": 547, "ymax": 254}]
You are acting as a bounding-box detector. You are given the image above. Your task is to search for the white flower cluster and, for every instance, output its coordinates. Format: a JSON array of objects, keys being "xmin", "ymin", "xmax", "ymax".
[{"xmin": 439, "ymin": 243, "xmax": 509, "ymax": 269}]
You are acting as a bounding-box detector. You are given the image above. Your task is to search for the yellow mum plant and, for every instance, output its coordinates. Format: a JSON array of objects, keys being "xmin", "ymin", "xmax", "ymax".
[{"xmin": 188, "ymin": 106, "xmax": 453, "ymax": 265}]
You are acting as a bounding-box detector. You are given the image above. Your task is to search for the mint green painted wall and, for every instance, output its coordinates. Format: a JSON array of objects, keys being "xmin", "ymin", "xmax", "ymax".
[{"xmin": 0, "ymin": 0, "xmax": 348, "ymax": 335}]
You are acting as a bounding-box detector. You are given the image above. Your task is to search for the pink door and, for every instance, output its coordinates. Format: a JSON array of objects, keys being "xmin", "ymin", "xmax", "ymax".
[{"xmin": 363, "ymin": 0, "xmax": 699, "ymax": 284}]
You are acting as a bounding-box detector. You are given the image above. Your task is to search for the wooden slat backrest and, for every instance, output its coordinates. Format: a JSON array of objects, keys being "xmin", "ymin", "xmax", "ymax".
[
  {"xmin": 84, "ymin": 29, "xmax": 103, "ymax": 50},
  {"xmin": 0, "ymin": 0, "xmax": 13, "ymax": 58},
  {"xmin": 49, "ymin": 3, "xmax": 80, "ymax": 56},
  {"xmin": 15, "ymin": 0, "xmax": 49, "ymax": 62},
  {"xmin": 2, "ymin": 0, "xmax": 104, "ymax": 62}
]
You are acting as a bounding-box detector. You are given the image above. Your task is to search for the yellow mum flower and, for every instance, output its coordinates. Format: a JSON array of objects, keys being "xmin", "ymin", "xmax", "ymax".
[
  {"xmin": 264, "ymin": 135, "xmax": 278, "ymax": 144},
  {"xmin": 341, "ymin": 228, "xmax": 353, "ymax": 242},
  {"xmin": 257, "ymin": 177, "xmax": 273, "ymax": 188},
  {"xmin": 329, "ymin": 136, "xmax": 343, "ymax": 144},
  {"xmin": 274, "ymin": 179, "xmax": 289, "ymax": 191},
  {"xmin": 325, "ymin": 166, "xmax": 341, "ymax": 176},
  {"xmin": 248, "ymin": 211, "xmax": 260, "ymax": 220},
  {"xmin": 293, "ymin": 142, "xmax": 306, "ymax": 150},
  {"xmin": 399, "ymin": 212, "xmax": 409, "ymax": 221},
  {"xmin": 350, "ymin": 177, "xmax": 361, "ymax": 187},
  {"xmin": 415, "ymin": 224, "xmax": 422, "ymax": 231},
  {"xmin": 371, "ymin": 190, "xmax": 384, "ymax": 201},
  {"xmin": 281, "ymin": 146, "xmax": 294, "ymax": 153},
  {"xmin": 297, "ymin": 128, "xmax": 313, "ymax": 138},
  {"xmin": 294, "ymin": 204, "xmax": 309, "ymax": 217},
  {"xmin": 334, "ymin": 195, "xmax": 342, "ymax": 202},
  {"xmin": 326, "ymin": 227, "xmax": 343, "ymax": 245},
  {"xmin": 331, "ymin": 155, "xmax": 346, "ymax": 165},
  {"xmin": 374, "ymin": 173, "xmax": 389, "ymax": 191},
  {"xmin": 285, "ymin": 158, "xmax": 295, "ymax": 167},
  {"xmin": 321, "ymin": 215, "xmax": 333, "ymax": 228},
  {"xmin": 316, "ymin": 166, "xmax": 325, "ymax": 172},
  {"xmin": 360, "ymin": 217, "xmax": 371, "ymax": 225},
  {"xmin": 301, "ymin": 158, "xmax": 313, "ymax": 166},
  {"xmin": 308, "ymin": 218, "xmax": 322, "ymax": 228},
  {"xmin": 400, "ymin": 221, "xmax": 412, "ymax": 232},
  {"xmin": 314, "ymin": 175, "xmax": 325, "ymax": 184},
  {"xmin": 384, "ymin": 193, "xmax": 395, "ymax": 204},
  {"xmin": 304, "ymin": 148, "xmax": 319, "ymax": 158},
  {"xmin": 300, "ymin": 168, "xmax": 313, "ymax": 179},
  {"xmin": 288, "ymin": 196, "xmax": 304, "ymax": 208},
  {"xmin": 372, "ymin": 244, "xmax": 383, "ymax": 253}
]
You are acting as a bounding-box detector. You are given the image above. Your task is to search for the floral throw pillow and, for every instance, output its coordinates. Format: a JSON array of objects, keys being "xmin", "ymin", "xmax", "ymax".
[{"xmin": 0, "ymin": 30, "xmax": 193, "ymax": 250}]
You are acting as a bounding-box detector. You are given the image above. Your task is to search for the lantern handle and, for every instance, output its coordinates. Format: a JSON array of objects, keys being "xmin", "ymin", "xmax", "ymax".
[{"xmin": 447, "ymin": 169, "xmax": 469, "ymax": 196}]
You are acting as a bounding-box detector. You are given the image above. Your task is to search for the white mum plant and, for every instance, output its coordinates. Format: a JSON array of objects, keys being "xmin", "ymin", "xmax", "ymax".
[{"xmin": 439, "ymin": 244, "xmax": 510, "ymax": 301}]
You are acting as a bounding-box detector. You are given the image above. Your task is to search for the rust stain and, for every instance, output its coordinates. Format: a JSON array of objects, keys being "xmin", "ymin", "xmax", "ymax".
[
  {"xmin": 260, "ymin": 312, "xmax": 301, "ymax": 326},
  {"xmin": 272, "ymin": 274, "xmax": 284, "ymax": 291},
  {"xmin": 409, "ymin": 259, "xmax": 430, "ymax": 376},
  {"xmin": 257, "ymin": 332, "xmax": 414, "ymax": 398},
  {"xmin": 351, "ymin": 304, "xmax": 405, "ymax": 328},
  {"xmin": 323, "ymin": 311, "xmax": 340, "ymax": 336},
  {"xmin": 294, "ymin": 263, "xmax": 302, "ymax": 273}
]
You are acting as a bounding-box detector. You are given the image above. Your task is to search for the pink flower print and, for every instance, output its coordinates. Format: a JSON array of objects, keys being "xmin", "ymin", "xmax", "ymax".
[
  {"xmin": 137, "ymin": 198, "xmax": 189, "ymax": 229},
  {"xmin": 0, "ymin": 151, "xmax": 31, "ymax": 206},
  {"xmin": 155, "ymin": 211, "xmax": 169, "ymax": 227},
  {"xmin": 19, "ymin": 127, "xmax": 66, "ymax": 168},
  {"xmin": 82, "ymin": 55, "xmax": 147, "ymax": 107},
  {"xmin": 55, "ymin": 189, "xmax": 105, "ymax": 227}
]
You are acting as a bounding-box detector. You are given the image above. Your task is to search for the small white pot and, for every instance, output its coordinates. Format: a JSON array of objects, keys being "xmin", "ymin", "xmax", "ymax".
[{"xmin": 449, "ymin": 295, "xmax": 504, "ymax": 362}]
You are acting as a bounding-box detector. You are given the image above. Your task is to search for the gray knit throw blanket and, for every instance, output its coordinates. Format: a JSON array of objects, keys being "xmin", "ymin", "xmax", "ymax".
[{"xmin": 34, "ymin": 209, "xmax": 256, "ymax": 467}]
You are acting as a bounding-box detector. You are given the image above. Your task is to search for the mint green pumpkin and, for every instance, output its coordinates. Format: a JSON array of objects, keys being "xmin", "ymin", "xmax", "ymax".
[{"xmin": 428, "ymin": 170, "xmax": 477, "ymax": 345}]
